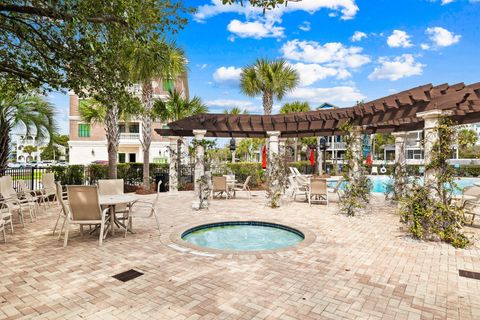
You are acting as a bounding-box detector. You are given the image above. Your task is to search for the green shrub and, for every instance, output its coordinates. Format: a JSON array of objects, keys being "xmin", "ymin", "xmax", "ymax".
[
  {"xmin": 226, "ymin": 162, "xmax": 264, "ymax": 187},
  {"xmin": 51, "ymin": 165, "xmax": 85, "ymax": 185},
  {"xmin": 87, "ymin": 164, "xmax": 108, "ymax": 184}
]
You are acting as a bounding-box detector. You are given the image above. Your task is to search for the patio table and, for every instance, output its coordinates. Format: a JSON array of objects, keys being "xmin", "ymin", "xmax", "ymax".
[{"xmin": 99, "ymin": 194, "xmax": 138, "ymax": 237}]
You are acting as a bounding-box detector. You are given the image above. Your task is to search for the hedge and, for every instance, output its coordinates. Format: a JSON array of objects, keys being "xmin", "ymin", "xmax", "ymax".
[{"xmin": 211, "ymin": 162, "xmax": 264, "ymax": 187}]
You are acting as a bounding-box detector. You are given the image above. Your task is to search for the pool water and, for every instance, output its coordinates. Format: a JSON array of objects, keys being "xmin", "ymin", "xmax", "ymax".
[
  {"xmin": 330, "ymin": 176, "xmax": 480, "ymax": 194},
  {"xmin": 182, "ymin": 222, "xmax": 304, "ymax": 251}
]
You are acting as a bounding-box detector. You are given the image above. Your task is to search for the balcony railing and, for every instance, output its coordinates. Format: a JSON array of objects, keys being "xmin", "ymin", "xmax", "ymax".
[
  {"xmin": 120, "ymin": 133, "xmax": 140, "ymax": 141},
  {"xmin": 327, "ymin": 142, "xmax": 347, "ymax": 150}
]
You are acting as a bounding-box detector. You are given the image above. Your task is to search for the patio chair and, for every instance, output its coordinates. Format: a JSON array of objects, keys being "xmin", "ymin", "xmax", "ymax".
[
  {"xmin": 63, "ymin": 185, "xmax": 109, "ymax": 247},
  {"xmin": 212, "ymin": 176, "xmax": 229, "ymax": 199},
  {"xmin": 308, "ymin": 178, "xmax": 328, "ymax": 206},
  {"xmin": 233, "ymin": 176, "xmax": 251, "ymax": 199},
  {"xmin": 17, "ymin": 180, "xmax": 42, "ymax": 217},
  {"xmin": 0, "ymin": 200, "xmax": 13, "ymax": 234},
  {"xmin": 327, "ymin": 177, "xmax": 344, "ymax": 200},
  {"xmin": 288, "ymin": 176, "xmax": 308, "ymax": 201},
  {"xmin": 460, "ymin": 186, "xmax": 480, "ymax": 225},
  {"xmin": 98, "ymin": 179, "xmax": 130, "ymax": 218},
  {"xmin": 371, "ymin": 166, "xmax": 378, "ymax": 175},
  {"xmin": 0, "ymin": 211, "xmax": 5, "ymax": 243},
  {"xmin": 40, "ymin": 173, "xmax": 57, "ymax": 206},
  {"xmin": 126, "ymin": 180, "xmax": 162, "ymax": 237},
  {"xmin": 52, "ymin": 182, "xmax": 68, "ymax": 236},
  {"xmin": 0, "ymin": 176, "xmax": 35, "ymax": 225}
]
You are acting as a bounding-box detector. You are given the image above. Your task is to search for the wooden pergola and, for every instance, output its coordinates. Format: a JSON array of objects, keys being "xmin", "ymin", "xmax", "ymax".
[
  {"xmin": 155, "ymin": 82, "xmax": 480, "ymax": 138},
  {"xmin": 156, "ymin": 82, "xmax": 480, "ymax": 206}
]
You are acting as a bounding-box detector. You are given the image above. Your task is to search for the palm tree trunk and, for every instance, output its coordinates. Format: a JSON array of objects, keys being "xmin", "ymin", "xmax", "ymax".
[
  {"xmin": 0, "ymin": 118, "xmax": 10, "ymax": 170},
  {"xmin": 141, "ymin": 81, "xmax": 154, "ymax": 189},
  {"xmin": 105, "ymin": 103, "xmax": 120, "ymax": 179},
  {"xmin": 263, "ymin": 91, "xmax": 273, "ymax": 115}
]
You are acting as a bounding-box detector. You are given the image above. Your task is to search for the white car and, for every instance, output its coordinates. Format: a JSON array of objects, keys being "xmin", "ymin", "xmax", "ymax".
[{"xmin": 7, "ymin": 162, "xmax": 22, "ymax": 169}]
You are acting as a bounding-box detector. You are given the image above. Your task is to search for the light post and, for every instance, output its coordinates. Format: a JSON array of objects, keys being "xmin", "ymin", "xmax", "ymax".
[
  {"xmin": 229, "ymin": 137, "xmax": 236, "ymax": 163},
  {"xmin": 319, "ymin": 137, "xmax": 329, "ymax": 175}
]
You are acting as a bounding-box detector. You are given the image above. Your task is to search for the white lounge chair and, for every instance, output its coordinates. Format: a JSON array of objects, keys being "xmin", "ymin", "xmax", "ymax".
[
  {"xmin": 233, "ymin": 176, "xmax": 251, "ymax": 199},
  {"xmin": 371, "ymin": 166, "xmax": 378, "ymax": 175},
  {"xmin": 0, "ymin": 200, "xmax": 13, "ymax": 235},
  {"xmin": 328, "ymin": 177, "xmax": 344, "ymax": 200},
  {"xmin": 0, "ymin": 211, "xmax": 5, "ymax": 243},
  {"xmin": 288, "ymin": 176, "xmax": 308, "ymax": 201},
  {"xmin": 308, "ymin": 178, "xmax": 328, "ymax": 206},
  {"xmin": 40, "ymin": 173, "xmax": 57, "ymax": 206},
  {"xmin": 0, "ymin": 176, "xmax": 35, "ymax": 225}
]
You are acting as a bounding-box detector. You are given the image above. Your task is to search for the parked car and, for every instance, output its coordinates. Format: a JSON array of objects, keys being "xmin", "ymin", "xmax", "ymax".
[{"xmin": 7, "ymin": 162, "xmax": 22, "ymax": 169}]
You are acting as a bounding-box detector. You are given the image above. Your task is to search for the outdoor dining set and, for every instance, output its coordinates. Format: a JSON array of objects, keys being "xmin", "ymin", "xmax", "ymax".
[{"xmin": 0, "ymin": 173, "xmax": 161, "ymax": 246}]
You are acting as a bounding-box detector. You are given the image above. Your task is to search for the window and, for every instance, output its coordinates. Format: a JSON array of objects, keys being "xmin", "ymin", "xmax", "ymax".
[
  {"xmin": 78, "ymin": 124, "xmax": 90, "ymax": 137},
  {"xmin": 129, "ymin": 123, "xmax": 139, "ymax": 133},
  {"xmin": 407, "ymin": 150, "xmax": 423, "ymax": 160},
  {"xmin": 163, "ymin": 79, "xmax": 174, "ymax": 92},
  {"xmin": 118, "ymin": 153, "xmax": 126, "ymax": 163},
  {"xmin": 128, "ymin": 153, "xmax": 136, "ymax": 163},
  {"xmin": 119, "ymin": 124, "xmax": 126, "ymax": 133}
]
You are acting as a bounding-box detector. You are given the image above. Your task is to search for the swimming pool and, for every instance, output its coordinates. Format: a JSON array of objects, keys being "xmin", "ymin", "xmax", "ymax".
[
  {"xmin": 332, "ymin": 176, "xmax": 480, "ymax": 194},
  {"xmin": 182, "ymin": 221, "xmax": 304, "ymax": 251}
]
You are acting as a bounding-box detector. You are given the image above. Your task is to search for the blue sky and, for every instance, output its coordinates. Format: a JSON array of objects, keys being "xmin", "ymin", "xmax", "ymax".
[{"xmin": 50, "ymin": 0, "xmax": 480, "ymax": 133}]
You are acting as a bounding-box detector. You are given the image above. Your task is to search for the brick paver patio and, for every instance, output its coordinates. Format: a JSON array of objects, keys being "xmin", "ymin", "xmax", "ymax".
[{"xmin": 1, "ymin": 192, "xmax": 479, "ymax": 319}]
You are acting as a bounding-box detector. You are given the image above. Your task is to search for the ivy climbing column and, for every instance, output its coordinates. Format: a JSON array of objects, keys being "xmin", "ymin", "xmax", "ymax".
[
  {"xmin": 169, "ymin": 136, "xmax": 179, "ymax": 193},
  {"xmin": 192, "ymin": 130, "xmax": 207, "ymax": 209},
  {"xmin": 351, "ymin": 126, "xmax": 363, "ymax": 181},
  {"xmin": 417, "ymin": 110, "xmax": 452, "ymax": 186}
]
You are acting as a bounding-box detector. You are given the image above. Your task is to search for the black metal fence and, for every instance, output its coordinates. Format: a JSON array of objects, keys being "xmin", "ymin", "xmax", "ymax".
[{"xmin": 0, "ymin": 166, "xmax": 53, "ymax": 191}]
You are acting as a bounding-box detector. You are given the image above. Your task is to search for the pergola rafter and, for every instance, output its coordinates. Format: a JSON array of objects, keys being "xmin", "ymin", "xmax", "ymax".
[{"xmin": 155, "ymin": 82, "xmax": 480, "ymax": 138}]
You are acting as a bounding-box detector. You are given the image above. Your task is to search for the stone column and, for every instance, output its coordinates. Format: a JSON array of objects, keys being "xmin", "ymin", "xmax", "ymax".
[
  {"xmin": 417, "ymin": 110, "xmax": 452, "ymax": 186},
  {"xmin": 392, "ymin": 131, "xmax": 407, "ymax": 197},
  {"xmin": 267, "ymin": 131, "xmax": 280, "ymax": 157},
  {"xmin": 192, "ymin": 130, "xmax": 207, "ymax": 210},
  {"xmin": 350, "ymin": 126, "xmax": 363, "ymax": 180},
  {"xmin": 168, "ymin": 136, "xmax": 179, "ymax": 193}
]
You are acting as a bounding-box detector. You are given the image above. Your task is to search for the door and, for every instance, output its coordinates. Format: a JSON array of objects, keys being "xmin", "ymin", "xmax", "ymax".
[{"xmin": 129, "ymin": 153, "xmax": 136, "ymax": 163}]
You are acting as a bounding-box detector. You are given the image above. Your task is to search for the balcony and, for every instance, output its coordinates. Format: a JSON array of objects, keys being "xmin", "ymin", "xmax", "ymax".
[
  {"xmin": 120, "ymin": 133, "xmax": 140, "ymax": 141},
  {"xmin": 327, "ymin": 142, "xmax": 347, "ymax": 150}
]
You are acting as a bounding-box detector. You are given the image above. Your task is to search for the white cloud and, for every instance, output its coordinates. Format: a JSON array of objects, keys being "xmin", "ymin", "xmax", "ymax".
[
  {"xmin": 299, "ymin": 21, "xmax": 311, "ymax": 32},
  {"xmin": 351, "ymin": 31, "xmax": 367, "ymax": 42},
  {"xmin": 420, "ymin": 43, "xmax": 431, "ymax": 50},
  {"xmin": 387, "ymin": 30, "xmax": 413, "ymax": 48},
  {"xmin": 426, "ymin": 27, "xmax": 461, "ymax": 47},
  {"xmin": 287, "ymin": 86, "xmax": 366, "ymax": 105},
  {"xmin": 196, "ymin": 63, "xmax": 208, "ymax": 70},
  {"xmin": 281, "ymin": 39, "xmax": 370, "ymax": 68},
  {"xmin": 212, "ymin": 66, "xmax": 242, "ymax": 85},
  {"xmin": 290, "ymin": 63, "xmax": 350, "ymax": 86},
  {"xmin": 368, "ymin": 54, "xmax": 425, "ymax": 81},
  {"xmin": 194, "ymin": 0, "xmax": 359, "ymax": 22},
  {"xmin": 227, "ymin": 19, "xmax": 284, "ymax": 39}
]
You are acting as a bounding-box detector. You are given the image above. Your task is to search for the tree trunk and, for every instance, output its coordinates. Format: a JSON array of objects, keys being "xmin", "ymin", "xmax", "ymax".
[
  {"xmin": 104, "ymin": 103, "xmax": 120, "ymax": 179},
  {"xmin": 141, "ymin": 81, "xmax": 153, "ymax": 189},
  {"xmin": 0, "ymin": 118, "xmax": 10, "ymax": 170},
  {"xmin": 262, "ymin": 91, "xmax": 273, "ymax": 115}
]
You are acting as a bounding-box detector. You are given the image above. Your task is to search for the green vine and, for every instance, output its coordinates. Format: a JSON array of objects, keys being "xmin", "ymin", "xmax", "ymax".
[
  {"xmin": 339, "ymin": 121, "xmax": 372, "ymax": 216},
  {"xmin": 399, "ymin": 117, "xmax": 469, "ymax": 248}
]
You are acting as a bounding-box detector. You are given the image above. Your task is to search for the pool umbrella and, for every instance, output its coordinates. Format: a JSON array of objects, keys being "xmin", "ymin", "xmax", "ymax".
[
  {"xmin": 261, "ymin": 145, "xmax": 267, "ymax": 169},
  {"xmin": 366, "ymin": 154, "xmax": 372, "ymax": 166},
  {"xmin": 309, "ymin": 149, "xmax": 315, "ymax": 167}
]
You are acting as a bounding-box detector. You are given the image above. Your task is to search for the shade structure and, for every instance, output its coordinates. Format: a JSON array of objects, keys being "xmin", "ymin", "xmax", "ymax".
[{"xmin": 155, "ymin": 82, "xmax": 480, "ymax": 138}]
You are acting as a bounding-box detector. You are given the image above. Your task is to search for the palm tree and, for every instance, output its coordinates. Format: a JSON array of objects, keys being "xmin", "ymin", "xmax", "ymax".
[
  {"xmin": 129, "ymin": 40, "xmax": 186, "ymax": 189},
  {"xmin": 223, "ymin": 107, "xmax": 249, "ymax": 115},
  {"xmin": 240, "ymin": 58, "xmax": 299, "ymax": 115},
  {"xmin": 79, "ymin": 96, "xmax": 139, "ymax": 178},
  {"xmin": 0, "ymin": 93, "xmax": 55, "ymax": 170},
  {"xmin": 154, "ymin": 89, "xmax": 208, "ymax": 177},
  {"xmin": 280, "ymin": 101, "xmax": 311, "ymax": 161}
]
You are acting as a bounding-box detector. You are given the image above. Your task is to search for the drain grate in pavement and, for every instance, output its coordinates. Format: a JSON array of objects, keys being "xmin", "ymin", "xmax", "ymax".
[
  {"xmin": 459, "ymin": 269, "xmax": 480, "ymax": 280},
  {"xmin": 113, "ymin": 269, "xmax": 144, "ymax": 282}
]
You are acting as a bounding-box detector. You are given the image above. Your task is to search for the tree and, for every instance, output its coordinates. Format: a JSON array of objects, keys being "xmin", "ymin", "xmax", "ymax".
[
  {"xmin": 280, "ymin": 101, "xmax": 311, "ymax": 161},
  {"xmin": 154, "ymin": 89, "xmax": 208, "ymax": 179},
  {"xmin": 458, "ymin": 128, "xmax": 478, "ymax": 147},
  {"xmin": 23, "ymin": 145, "xmax": 37, "ymax": 160},
  {"xmin": 240, "ymin": 58, "xmax": 299, "ymax": 115},
  {"xmin": 0, "ymin": 0, "xmax": 193, "ymax": 92},
  {"xmin": 223, "ymin": 107, "xmax": 249, "ymax": 115},
  {"xmin": 0, "ymin": 82, "xmax": 56, "ymax": 169},
  {"xmin": 129, "ymin": 41, "xmax": 187, "ymax": 189},
  {"xmin": 41, "ymin": 134, "xmax": 69, "ymax": 160},
  {"xmin": 79, "ymin": 96, "xmax": 139, "ymax": 178},
  {"xmin": 222, "ymin": 0, "xmax": 300, "ymax": 12},
  {"xmin": 236, "ymin": 138, "xmax": 264, "ymax": 162}
]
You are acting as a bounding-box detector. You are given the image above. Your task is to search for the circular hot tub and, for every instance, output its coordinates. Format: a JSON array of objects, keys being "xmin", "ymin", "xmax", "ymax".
[{"xmin": 181, "ymin": 221, "xmax": 304, "ymax": 252}]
